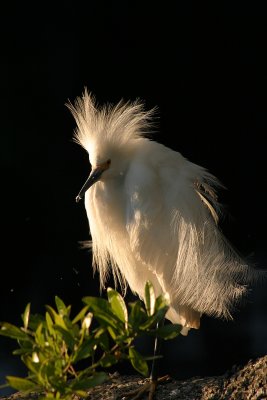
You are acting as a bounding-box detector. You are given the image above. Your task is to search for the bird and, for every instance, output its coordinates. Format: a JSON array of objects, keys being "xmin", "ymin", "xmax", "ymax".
[{"xmin": 68, "ymin": 89, "xmax": 260, "ymax": 339}]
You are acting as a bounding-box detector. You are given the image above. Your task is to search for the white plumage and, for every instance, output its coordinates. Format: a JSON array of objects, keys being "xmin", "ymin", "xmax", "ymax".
[{"xmin": 69, "ymin": 90, "xmax": 259, "ymax": 335}]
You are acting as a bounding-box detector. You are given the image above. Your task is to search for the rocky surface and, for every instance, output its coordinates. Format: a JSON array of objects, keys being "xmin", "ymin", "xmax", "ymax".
[{"xmin": 1, "ymin": 355, "xmax": 266, "ymax": 400}]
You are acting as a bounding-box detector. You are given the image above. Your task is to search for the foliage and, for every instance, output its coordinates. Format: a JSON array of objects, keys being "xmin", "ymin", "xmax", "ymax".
[{"xmin": 0, "ymin": 282, "xmax": 181, "ymax": 399}]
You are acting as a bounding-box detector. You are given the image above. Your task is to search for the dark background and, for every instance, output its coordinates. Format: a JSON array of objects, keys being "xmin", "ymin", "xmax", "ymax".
[{"xmin": 1, "ymin": 1, "xmax": 267, "ymax": 396}]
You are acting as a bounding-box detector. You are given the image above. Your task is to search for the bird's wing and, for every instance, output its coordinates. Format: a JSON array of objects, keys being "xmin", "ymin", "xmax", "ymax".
[
  {"xmin": 124, "ymin": 142, "xmax": 201, "ymax": 290},
  {"xmin": 124, "ymin": 152, "xmax": 166, "ymax": 270},
  {"xmin": 124, "ymin": 142, "xmax": 210, "ymax": 275},
  {"xmin": 125, "ymin": 142, "xmax": 255, "ymax": 320}
]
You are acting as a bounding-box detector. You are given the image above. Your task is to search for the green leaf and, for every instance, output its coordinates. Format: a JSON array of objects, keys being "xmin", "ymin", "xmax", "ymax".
[
  {"xmin": 54, "ymin": 325, "xmax": 76, "ymax": 350},
  {"xmin": 13, "ymin": 340, "xmax": 34, "ymax": 355},
  {"xmin": 94, "ymin": 311, "xmax": 120, "ymax": 330},
  {"xmin": 63, "ymin": 315, "xmax": 76, "ymax": 332},
  {"xmin": 55, "ymin": 296, "xmax": 68, "ymax": 316},
  {"xmin": 82, "ymin": 296, "xmax": 110, "ymax": 313},
  {"xmin": 70, "ymin": 372, "xmax": 107, "ymax": 390},
  {"xmin": 28, "ymin": 313, "xmax": 45, "ymax": 330},
  {"xmin": 39, "ymin": 395, "xmax": 58, "ymax": 400},
  {"xmin": 50, "ymin": 359, "xmax": 65, "ymax": 381},
  {"xmin": 69, "ymin": 390, "xmax": 87, "ymax": 398},
  {"xmin": 95, "ymin": 329, "xmax": 109, "ymax": 351},
  {"xmin": 100, "ymin": 354, "xmax": 117, "ymax": 368},
  {"xmin": 129, "ymin": 301, "xmax": 147, "ymax": 328},
  {"xmin": 35, "ymin": 323, "xmax": 46, "ymax": 347},
  {"xmin": 22, "ymin": 303, "xmax": 31, "ymax": 330},
  {"xmin": 6, "ymin": 376, "xmax": 37, "ymax": 392},
  {"xmin": 21, "ymin": 355, "xmax": 40, "ymax": 375},
  {"xmin": 154, "ymin": 293, "xmax": 170, "ymax": 312},
  {"xmin": 72, "ymin": 305, "xmax": 90, "ymax": 324},
  {"xmin": 73, "ymin": 338, "xmax": 96, "ymax": 363},
  {"xmin": 66, "ymin": 305, "xmax": 72, "ymax": 316},
  {"xmin": 139, "ymin": 306, "xmax": 168, "ymax": 330},
  {"xmin": 45, "ymin": 305, "xmax": 66, "ymax": 329},
  {"xmin": 45, "ymin": 305, "xmax": 58, "ymax": 322},
  {"xmin": 144, "ymin": 281, "xmax": 155, "ymax": 316},
  {"xmin": 45, "ymin": 311, "xmax": 55, "ymax": 336},
  {"xmin": 107, "ymin": 288, "xmax": 128, "ymax": 327},
  {"xmin": 0, "ymin": 323, "xmax": 29, "ymax": 341},
  {"xmin": 129, "ymin": 348, "xmax": 149, "ymax": 377},
  {"xmin": 156, "ymin": 324, "xmax": 181, "ymax": 339},
  {"xmin": 107, "ymin": 326, "xmax": 117, "ymax": 341}
]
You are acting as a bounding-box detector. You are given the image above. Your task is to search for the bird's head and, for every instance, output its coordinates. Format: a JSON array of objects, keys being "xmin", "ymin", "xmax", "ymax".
[{"xmin": 67, "ymin": 89, "xmax": 155, "ymax": 202}]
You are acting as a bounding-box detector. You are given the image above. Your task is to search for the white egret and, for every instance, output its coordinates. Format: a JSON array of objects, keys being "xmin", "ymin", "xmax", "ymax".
[{"xmin": 69, "ymin": 90, "xmax": 259, "ymax": 335}]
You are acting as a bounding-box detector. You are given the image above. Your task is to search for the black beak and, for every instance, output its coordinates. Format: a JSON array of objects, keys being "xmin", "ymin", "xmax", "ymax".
[{"xmin": 75, "ymin": 167, "xmax": 104, "ymax": 203}]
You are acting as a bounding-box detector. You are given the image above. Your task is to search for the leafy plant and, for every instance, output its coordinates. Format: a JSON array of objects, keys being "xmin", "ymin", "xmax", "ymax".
[{"xmin": 0, "ymin": 281, "xmax": 181, "ymax": 399}]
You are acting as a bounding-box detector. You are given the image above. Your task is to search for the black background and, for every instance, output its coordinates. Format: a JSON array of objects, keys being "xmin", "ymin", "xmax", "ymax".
[{"xmin": 1, "ymin": 1, "xmax": 267, "ymax": 396}]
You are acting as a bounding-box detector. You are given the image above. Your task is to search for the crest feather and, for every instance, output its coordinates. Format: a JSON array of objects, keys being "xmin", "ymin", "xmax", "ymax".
[{"xmin": 67, "ymin": 89, "xmax": 156, "ymax": 151}]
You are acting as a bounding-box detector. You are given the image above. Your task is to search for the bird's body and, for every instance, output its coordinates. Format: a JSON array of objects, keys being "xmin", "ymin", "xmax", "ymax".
[{"xmin": 70, "ymin": 90, "xmax": 258, "ymax": 335}]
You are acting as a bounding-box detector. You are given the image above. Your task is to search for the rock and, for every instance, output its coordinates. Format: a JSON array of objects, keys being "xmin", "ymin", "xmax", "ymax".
[{"xmin": 1, "ymin": 355, "xmax": 266, "ymax": 400}]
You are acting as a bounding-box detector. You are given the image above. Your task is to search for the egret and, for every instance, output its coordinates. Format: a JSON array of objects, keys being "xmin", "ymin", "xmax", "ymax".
[{"xmin": 69, "ymin": 89, "xmax": 260, "ymax": 396}]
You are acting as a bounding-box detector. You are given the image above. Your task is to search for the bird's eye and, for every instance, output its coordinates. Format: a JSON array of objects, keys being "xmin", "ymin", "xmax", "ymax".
[{"xmin": 107, "ymin": 159, "xmax": 111, "ymax": 165}]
